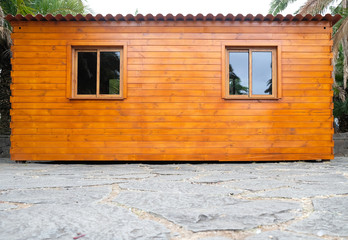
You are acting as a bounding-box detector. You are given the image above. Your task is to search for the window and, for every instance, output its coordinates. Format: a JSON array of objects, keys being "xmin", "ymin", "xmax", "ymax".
[
  {"xmin": 224, "ymin": 47, "xmax": 277, "ymax": 99},
  {"xmin": 72, "ymin": 47, "xmax": 123, "ymax": 99}
]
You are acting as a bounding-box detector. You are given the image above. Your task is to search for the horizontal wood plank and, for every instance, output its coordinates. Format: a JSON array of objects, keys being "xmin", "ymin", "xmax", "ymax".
[
  {"xmin": 11, "ymin": 140, "xmax": 333, "ymax": 149},
  {"xmin": 13, "ymin": 25, "xmax": 332, "ymax": 34},
  {"xmin": 10, "ymin": 146, "xmax": 332, "ymax": 154},
  {"xmin": 10, "ymin": 109, "xmax": 332, "ymax": 117},
  {"xmin": 13, "ymin": 38, "xmax": 332, "ymax": 46},
  {"xmin": 10, "ymin": 153, "xmax": 333, "ymax": 161},
  {"xmin": 11, "ymin": 32, "xmax": 332, "ymax": 41},
  {"xmin": 11, "ymin": 115, "xmax": 332, "ymax": 122},
  {"xmin": 11, "ymin": 128, "xmax": 333, "ymax": 135},
  {"xmin": 10, "ymin": 121, "xmax": 333, "ymax": 129},
  {"xmin": 10, "ymin": 134, "xmax": 333, "ymax": 142}
]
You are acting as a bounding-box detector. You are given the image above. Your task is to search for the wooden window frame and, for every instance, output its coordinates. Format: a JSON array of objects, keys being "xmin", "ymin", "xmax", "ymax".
[
  {"xmin": 222, "ymin": 42, "xmax": 281, "ymax": 100},
  {"xmin": 66, "ymin": 41, "xmax": 127, "ymax": 100}
]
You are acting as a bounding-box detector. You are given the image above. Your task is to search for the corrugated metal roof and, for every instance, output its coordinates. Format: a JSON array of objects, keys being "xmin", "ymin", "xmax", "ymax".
[{"xmin": 5, "ymin": 13, "xmax": 342, "ymax": 25}]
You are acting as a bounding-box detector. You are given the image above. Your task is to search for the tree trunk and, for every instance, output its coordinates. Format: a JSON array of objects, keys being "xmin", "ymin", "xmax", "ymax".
[{"xmin": 342, "ymin": 38, "xmax": 348, "ymax": 90}]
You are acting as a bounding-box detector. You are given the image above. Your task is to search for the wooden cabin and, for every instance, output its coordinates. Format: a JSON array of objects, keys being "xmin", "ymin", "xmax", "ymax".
[{"xmin": 6, "ymin": 13, "xmax": 341, "ymax": 161}]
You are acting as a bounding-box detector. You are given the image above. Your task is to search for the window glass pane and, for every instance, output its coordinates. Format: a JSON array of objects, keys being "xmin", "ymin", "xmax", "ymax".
[
  {"xmin": 229, "ymin": 52, "xmax": 249, "ymax": 95},
  {"xmin": 77, "ymin": 52, "xmax": 97, "ymax": 95},
  {"xmin": 100, "ymin": 51, "xmax": 121, "ymax": 95},
  {"xmin": 252, "ymin": 51, "xmax": 272, "ymax": 95}
]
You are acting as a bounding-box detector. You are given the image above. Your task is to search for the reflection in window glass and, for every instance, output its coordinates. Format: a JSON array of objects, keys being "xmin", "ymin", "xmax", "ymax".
[
  {"xmin": 252, "ymin": 51, "xmax": 272, "ymax": 95},
  {"xmin": 100, "ymin": 51, "xmax": 120, "ymax": 95},
  {"xmin": 77, "ymin": 52, "xmax": 97, "ymax": 94},
  {"xmin": 229, "ymin": 52, "xmax": 249, "ymax": 95}
]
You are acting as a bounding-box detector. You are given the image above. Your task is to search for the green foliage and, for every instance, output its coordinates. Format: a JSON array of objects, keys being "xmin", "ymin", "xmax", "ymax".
[
  {"xmin": 269, "ymin": 0, "xmax": 298, "ymax": 15},
  {"xmin": 334, "ymin": 99, "xmax": 348, "ymax": 131},
  {"xmin": 335, "ymin": 45, "xmax": 344, "ymax": 83},
  {"xmin": 109, "ymin": 79, "xmax": 120, "ymax": 94},
  {"xmin": 269, "ymin": 0, "xmax": 348, "ymax": 132},
  {"xmin": 0, "ymin": 1, "xmax": 88, "ymax": 134},
  {"xmin": 0, "ymin": 34, "xmax": 11, "ymax": 134},
  {"xmin": 333, "ymin": 45, "xmax": 348, "ymax": 131},
  {"xmin": 0, "ymin": 0, "xmax": 88, "ymax": 16},
  {"xmin": 0, "ymin": 0, "xmax": 33, "ymax": 15},
  {"xmin": 331, "ymin": 5, "xmax": 348, "ymax": 34},
  {"xmin": 331, "ymin": 5, "xmax": 348, "ymax": 131},
  {"xmin": 300, "ymin": 0, "xmax": 337, "ymax": 15},
  {"xmin": 0, "ymin": 0, "xmax": 17, "ymax": 16},
  {"xmin": 269, "ymin": 0, "xmax": 338, "ymax": 15},
  {"xmin": 31, "ymin": 0, "xmax": 87, "ymax": 16}
]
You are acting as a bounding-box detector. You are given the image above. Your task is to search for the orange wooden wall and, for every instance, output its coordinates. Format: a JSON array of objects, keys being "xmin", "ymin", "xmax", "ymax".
[{"xmin": 9, "ymin": 20, "xmax": 334, "ymax": 161}]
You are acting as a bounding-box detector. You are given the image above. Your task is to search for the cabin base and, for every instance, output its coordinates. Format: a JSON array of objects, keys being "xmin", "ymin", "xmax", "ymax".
[
  {"xmin": 15, "ymin": 160, "xmax": 27, "ymax": 164},
  {"xmin": 10, "ymin": 154, "xmax": 334, "ymax": 162}
]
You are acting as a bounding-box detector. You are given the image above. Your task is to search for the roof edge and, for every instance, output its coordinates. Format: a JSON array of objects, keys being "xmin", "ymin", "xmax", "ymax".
[{"xmin": 5, "ymin": 13, "xmax": 342, "ymax": 25}]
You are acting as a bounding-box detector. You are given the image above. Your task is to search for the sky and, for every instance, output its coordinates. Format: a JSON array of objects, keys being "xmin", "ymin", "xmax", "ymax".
[{"xmin": 86, "ymin": 0, "xmax": 308, "ymax": 16}]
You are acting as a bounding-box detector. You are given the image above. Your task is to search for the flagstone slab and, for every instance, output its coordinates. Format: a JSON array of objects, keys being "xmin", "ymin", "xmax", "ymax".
[
  {"xmin": 0, "ymin": 203, "xmax": 170, "ymax": 240},
  {"xmin": 287, "ymin": 197, "xmax": 348, "ymax": 237},
  {"xmin": 245, "ymin": 230, "xmax": 323, "ymax": 240},
  {"xmin": 114, "ymin": 191, "xmax": 301, "ymax": 232}
]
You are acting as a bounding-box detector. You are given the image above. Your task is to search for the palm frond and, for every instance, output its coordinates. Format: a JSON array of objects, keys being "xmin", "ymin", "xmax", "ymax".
[
  {"xmin": 31, "ymin": 0, "xmax": 88, "ymax": 15},
  {"xmin": 269, "ymin": 0, "xmax": 299, "ymax": 15},
  {"xmin": 15, "ymin": 0, "xmax": 34, "ymax": 15},
  {"xmin": 0, "ymin": 0, "xmax": 17, "ymax": 15},
  {"xmin": 333, "ymin": 16, "xmax": 348, "ymax": 58},
  {"xmin": 333, "ymin": 81, "xmax": 346, "ymax": 101},
  {"xmin": 298, "ymin": 0, "xmax": 336, "ymax": 15},
  {"xmin": 0, "ymin": 6, "xmax": 11, "ymax": 47}
]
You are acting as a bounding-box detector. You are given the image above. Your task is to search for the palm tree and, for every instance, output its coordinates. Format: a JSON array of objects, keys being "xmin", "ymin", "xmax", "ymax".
[
  {"xmin": 0, "ymin": 0, "xmax": 89, "ymax": 134},
  {"xmin": 270, "ymin": 0, "xmax": 342, "ymax": 16},
  {"xmin": 269, "ymin": 0, "xmax": 348, "ymax": 131},
  {"xmin": 0, "ymin": 7, "xmax": 11, "ymax": 58},
  {"xmin": 269, "ymin": 0, "xmax": 348, "ymax": 89}
]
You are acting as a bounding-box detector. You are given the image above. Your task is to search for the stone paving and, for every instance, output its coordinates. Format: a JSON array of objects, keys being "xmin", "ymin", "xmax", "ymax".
[{"xmin": 0, "ymin": 157, "xmax": 347, "ymax": 240}]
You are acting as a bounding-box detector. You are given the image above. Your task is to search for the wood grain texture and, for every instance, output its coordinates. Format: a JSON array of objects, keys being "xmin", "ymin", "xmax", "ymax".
[{"xmin": 9, "ymin": 20, "xmax": 334, "ymax": 161}]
